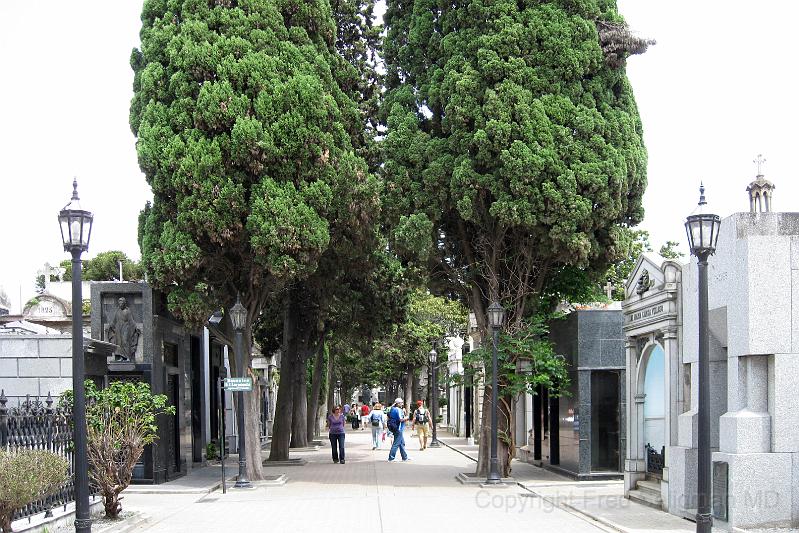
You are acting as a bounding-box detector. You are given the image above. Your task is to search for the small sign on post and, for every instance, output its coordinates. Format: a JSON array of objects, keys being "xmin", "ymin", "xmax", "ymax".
[{"xmin": 224, "ymin": 377, "xmax": 253, "ymax": 392}]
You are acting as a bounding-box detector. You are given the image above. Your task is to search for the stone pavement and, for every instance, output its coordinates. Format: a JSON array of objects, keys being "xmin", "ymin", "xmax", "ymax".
[
  {"xmin": 113, "ymin": 428, "xmax": 611, "ymax": 533},
  {"xmin": 439, "ymin": 431, "xmax": 726, "ymax": 533}
]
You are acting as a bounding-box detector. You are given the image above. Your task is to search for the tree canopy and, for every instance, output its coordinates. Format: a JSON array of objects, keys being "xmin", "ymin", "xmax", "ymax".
[
  {"xmin": 131, "ymin": 0, "xmax": 378, "ymax": 476},
  {"xmin": 381, "ymin": 0, "xmax": 650, "ymax": 476}
]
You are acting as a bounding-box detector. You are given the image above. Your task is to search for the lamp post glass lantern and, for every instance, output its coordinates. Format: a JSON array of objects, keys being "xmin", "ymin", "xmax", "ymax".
[
  {"xmin": 428, "ymin": 348, "xmax": 441, "ymax": 447},
  {"xmin": 230, "ymin": 296, "xmax": 251, "ymax": 488},
  {"xmin": 486, "ymin": 301, "xmax": 504, "ymax": 484},
  {"xmin": 59, "ymin": 179, "xmax": 93, "ymax": 533},
  {"xmin": 684, "ymin": 184, "xmax": 720, "ymax": 533}
]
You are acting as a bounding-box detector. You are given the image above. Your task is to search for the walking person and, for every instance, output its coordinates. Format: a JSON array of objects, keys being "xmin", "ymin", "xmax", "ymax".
[
  {"xmin": 387, "ymin": 398, "xmax": 409, "ymax": 462},
  {"xmin": 411, "ymin": 400, "xmax": 431, "ymax": 450},
  {"xmin": 350, "ymin": 403, "xmax": 360, "ymax": 430},
  {"xmin": 369, "ymin": 403, "xmax": 386, "ymax": 450},
  {"xmin": 326, "ymin": 405, "xmax": 346, "ymax": 464},
  {"xmin": 360, "ymin": 402, "xmax": 371, "ymax": 431}
]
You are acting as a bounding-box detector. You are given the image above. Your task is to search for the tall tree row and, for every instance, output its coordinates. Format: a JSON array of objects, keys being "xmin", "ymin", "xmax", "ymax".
[
  {"xmin": 131, "ymin": 0, "xmax": 378, "ymax": 478},
  {"xmin": 381, "ymin": 0, "xmax": 650, "ymax": 475}
]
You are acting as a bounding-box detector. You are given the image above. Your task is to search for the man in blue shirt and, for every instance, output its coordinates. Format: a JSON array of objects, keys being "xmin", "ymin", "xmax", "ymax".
[{"xmin": 387, "ymin": 398, "xmax": 410, "ymax": 461}]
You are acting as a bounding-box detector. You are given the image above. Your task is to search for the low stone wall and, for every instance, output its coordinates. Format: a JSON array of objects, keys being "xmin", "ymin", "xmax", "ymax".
[{"xmin": 0, "ymin": 335, "xmax": 72, "ymax": 403}]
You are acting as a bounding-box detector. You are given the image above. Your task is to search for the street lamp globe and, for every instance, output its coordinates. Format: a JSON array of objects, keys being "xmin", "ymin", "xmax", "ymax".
[
  {"xmin": 58, "ymin": 178, "xmax": 93, "ymax": 252},
  {"xmin": 685, "ymin": 184, "xmax": 721, "ymax": 257},
  {"xmin": 429, "ymin": 348, "xmax": 437, "ymax": 364},
  {"xmin": 487, "ymin": 301, "xmax": 505, "ymax": 330},
  {"xmin": 229, "ymin": 297, "xmax": 247, "ymax": 332}
]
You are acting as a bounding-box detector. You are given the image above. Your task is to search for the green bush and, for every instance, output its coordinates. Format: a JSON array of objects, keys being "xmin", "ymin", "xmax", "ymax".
[
  {"xmin": 0, "ymin": 449, "xmax": 69, "ymax": 533},
  {"xmin": 206, "ymin": 442, "xmax": 219, "ymax": 461},
  {"xmin": 62, "ymin": 380, "xmax": 174, "ymax": 519}
]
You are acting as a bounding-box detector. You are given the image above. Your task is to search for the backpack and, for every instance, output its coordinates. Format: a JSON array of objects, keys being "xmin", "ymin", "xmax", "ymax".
[
  {"xmin": 387, "ymin": 407, "xmax": 400, "ymax": 434},
  {"xmin": 414, "ymin": 408, "xmax": 428, "ymax": 424},
  {"xmin": 371, "ymin": 412, "xmax": 381, "ymax": 427}
]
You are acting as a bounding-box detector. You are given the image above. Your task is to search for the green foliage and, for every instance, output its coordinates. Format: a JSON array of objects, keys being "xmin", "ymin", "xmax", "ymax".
[
  {"xmin": 0, "ymin": 449, "xmax": 69, "ymax": 533},
  {"xmin": 131, "ymin": 0, "xmax": 378, "ymax": 330},
  {"xmin": 55, "ymin": 251, "xmax": 141, "ymax": 282},
  {"xmin": 206, "ymin": 442, "xmax": 219, "ymax": 461},
  {"xmin": 61, "ymin": 381, "xmax": 174, "ymax": 518},
  {"xmin": 463, "ymin": 317, "xmax": 570, "ymax": 399},
  {"xmin": 659, "ymin": 240, "xmax": 683, "ymax": 260},
  {"xmin": 603, "ymin": 229, "xmax": 651, "ymax": 300},
  {"xmin": 359, "ymin": 290, "xmax": 468, "ymax": 386},
  {"xmin": 382, "ymin": 0, "xmax": 648, "ymax": 327}
]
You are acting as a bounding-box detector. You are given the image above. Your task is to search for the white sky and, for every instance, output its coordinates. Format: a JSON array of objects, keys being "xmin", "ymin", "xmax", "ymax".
[{"xmin": 1, "ymin": 1, "xmax": 796, "ymax": 312}]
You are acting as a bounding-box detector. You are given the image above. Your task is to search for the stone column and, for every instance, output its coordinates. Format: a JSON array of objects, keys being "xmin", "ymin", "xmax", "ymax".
[
  {"xmin": 624, "ymin": 339, "xmax": 645, "ymax": 493},
  {"xmin": 663, "ymin": 327, "xmax": 680, "ymax": 447}
]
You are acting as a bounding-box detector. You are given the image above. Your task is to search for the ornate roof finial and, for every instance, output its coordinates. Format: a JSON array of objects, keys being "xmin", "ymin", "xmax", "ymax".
[
  {"xmin": 698, "ymin": 182, "xmax": 706, "ymax": 206},
  {"xmin": 754, "ymin": 154, "xmax": 766, "ymax": 177},
  {"xmin": 71, "ymin": 177, "xmax": 80, "ymax": 201}
]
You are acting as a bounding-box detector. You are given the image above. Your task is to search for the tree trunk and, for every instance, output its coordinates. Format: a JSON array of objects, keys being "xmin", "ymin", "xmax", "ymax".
[
  {"xmin": 412, "ymin": 371, "xmax": 420, "ymax": 405},
  {"xmin": 290, "ymin": 322, "xmax": 312, "ymax": 448},
  {"xmin": 307, "ymin": 330, "xmax": 327, "ymax": 440},
  {"xmin": 404, "ymin": 369, "xmax": 413, "ymax": 408},
  {"xmin": 474, "ymin": 383, "xmax": 514, "ymax": 478},
  {"xmin": 289, "ymin": 358, "xmax": 308, "ymax": 448},
  {"xmin": 325, "ymin": 346, "xmax": 335, "ymax": 414},
  {"xmin": 244, "ymin": 376, "xmax": 265, "ymax": 479},
  {"xmin": 269, "ymin": 294, "xmax": 297, "ymax": 462}
]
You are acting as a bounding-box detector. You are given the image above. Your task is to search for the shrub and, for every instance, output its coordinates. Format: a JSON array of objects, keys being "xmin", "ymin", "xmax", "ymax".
[
  {"xmin": 62, "ymin": 381, "xmax": 174, "ymax": 519},
  {"xmin": 0, "ymin": 449, "xmax": 69, "ymax": 533},
  {"xmin": 205, "ymin": 442, "xmax": 218, "ymax": 461}
]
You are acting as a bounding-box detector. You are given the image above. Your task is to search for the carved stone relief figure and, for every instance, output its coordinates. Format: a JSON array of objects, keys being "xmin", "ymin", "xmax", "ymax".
[{"xmin": 107, "ymin": 297, "xmax": 140, "ymax": 361}]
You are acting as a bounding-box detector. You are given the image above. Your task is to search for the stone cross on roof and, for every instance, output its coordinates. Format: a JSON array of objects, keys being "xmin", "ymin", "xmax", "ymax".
[
  {"xmin": 754, "ymin": 154, "xmax": 766, "ymax": 177},
  {"xmin": 37, "ymin": 262, "xmax": 65, "ymax": 291},
  {"xmin": 604, "ymin": 281, "xmax": 614, "ymax": 299}
]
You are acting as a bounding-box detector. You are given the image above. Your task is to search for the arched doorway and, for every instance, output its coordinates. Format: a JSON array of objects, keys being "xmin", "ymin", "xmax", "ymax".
[{"xmin": 642, "ymin": 344, "xmax": 665, "ymax": 477}]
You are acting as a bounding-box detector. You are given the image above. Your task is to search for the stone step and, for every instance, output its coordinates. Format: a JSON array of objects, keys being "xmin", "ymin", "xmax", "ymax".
[
  {"xmin": 637, "ymin": 479, "xmax": 662, "ymax": 497},
  {"xmin": 628, "ymin": 488, "xmax": 663, "ymax": 510}
]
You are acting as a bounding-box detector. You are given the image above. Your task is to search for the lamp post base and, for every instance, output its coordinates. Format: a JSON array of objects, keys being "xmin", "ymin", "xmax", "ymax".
[
  {"xmin": 428, "ymin": 440, "xmax": 441, "ymax": 448},
  {"xmin": 234, "ymin": 478, "xmax": 253, "ymax": 489},
  {"xmin": 696, "ymin": 512, "xmax": 713, "ymax": 533},
  {"xmin": 74, "ymin": 517, "xmax": 92, "ymax": 532}
]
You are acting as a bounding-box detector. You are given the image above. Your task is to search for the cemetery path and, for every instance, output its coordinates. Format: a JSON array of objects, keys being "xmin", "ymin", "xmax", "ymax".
[{"xmin": 116, "ymin": 428, "xmax": 608, "ymax": 533}]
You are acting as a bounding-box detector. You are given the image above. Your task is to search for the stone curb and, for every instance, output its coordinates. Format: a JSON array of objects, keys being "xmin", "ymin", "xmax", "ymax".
[
  {"xmin": 123, "ymin": 477, "xmax": 237, "ymax": 495},
  {"xmin": 438, "ymin": 439, "xmax": 478, "ymax": 462}
]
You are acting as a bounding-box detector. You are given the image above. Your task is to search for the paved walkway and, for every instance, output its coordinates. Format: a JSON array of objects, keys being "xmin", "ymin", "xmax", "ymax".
[{"xmin": 115, "ymin": 428, "xmax": 610, "ymax": 533}]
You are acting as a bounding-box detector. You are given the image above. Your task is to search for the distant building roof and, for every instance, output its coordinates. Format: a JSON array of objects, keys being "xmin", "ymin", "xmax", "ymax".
[{"xmin": 0, "ymin": 320, "xmax": 63, "ymax": 335}]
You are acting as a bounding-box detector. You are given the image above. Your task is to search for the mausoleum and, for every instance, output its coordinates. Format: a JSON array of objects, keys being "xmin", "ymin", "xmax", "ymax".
[{"xmin": 623, "ymin": 166, "xmax": 799, "ymax": 529}]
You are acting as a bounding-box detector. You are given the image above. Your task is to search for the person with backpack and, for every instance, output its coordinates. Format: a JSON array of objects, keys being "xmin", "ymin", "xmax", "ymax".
[
  {"xmin": 387, "ymin": 398, "xmax": 410, "ymax": 461},
  {"xmin": 369, "ymin": 403, "xmax": 386, "ymax": 450},
  {"xmin": 411, "ymin": 400, "xmax": 432, "ymax": 450},
  {"xmin": 325, "ymin": 405, "xmax": 347, "ymax": 464}
]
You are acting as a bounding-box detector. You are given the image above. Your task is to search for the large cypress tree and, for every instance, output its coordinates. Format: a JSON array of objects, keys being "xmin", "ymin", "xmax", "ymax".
[
  {"xmin": 131, "ymin": 0, "xmax": 375, "ymax": 477},
  {"xmin": 382, "ymin": 0, "xmax": 651, "ymax": 475}
]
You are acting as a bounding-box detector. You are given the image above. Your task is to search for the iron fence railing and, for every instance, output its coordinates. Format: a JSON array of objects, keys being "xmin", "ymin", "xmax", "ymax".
[{"xmin": 0, "ymin": 390, "xmax": 86, "ymax": 523}]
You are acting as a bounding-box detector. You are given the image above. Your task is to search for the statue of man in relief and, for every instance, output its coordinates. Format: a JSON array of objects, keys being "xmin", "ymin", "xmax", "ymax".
[{"xmin": 107, "ymin": 297, "xmax": 140, "ymax": 362}]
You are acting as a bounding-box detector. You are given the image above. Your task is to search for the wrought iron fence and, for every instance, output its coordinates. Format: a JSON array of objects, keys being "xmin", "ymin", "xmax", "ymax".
[{"xmin": 0, "ymin": 390, "xmax": 79, "ymax": 522}]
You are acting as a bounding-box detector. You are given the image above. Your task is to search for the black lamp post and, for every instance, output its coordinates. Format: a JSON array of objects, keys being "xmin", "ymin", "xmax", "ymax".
[
  {"xmin": 335, "ymin": 380, "xmax": 341, "ymax": 406},
  {"xmin": 229, "ymin": 296, "xmax": 251, "ymax": 489},
  {"xmin": 428, "ymin": 348, "xmax": 441, "ymax": 447},
  {"xmin": 485, "ymin": 301, "xmax": 505, "ymax": 484},
  {"xmin": 58, "ymin": 179, "xmax": 93, "ymax": 533},
  {"xmin": 684, "ymin": 184, "xmax": 721, "ymax": 533}
]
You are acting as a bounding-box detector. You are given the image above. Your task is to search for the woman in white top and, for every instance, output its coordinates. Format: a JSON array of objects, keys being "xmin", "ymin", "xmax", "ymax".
[{"xmin": 368, "ymin": 403, "xmax": 386, "ymax": 450}]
